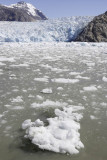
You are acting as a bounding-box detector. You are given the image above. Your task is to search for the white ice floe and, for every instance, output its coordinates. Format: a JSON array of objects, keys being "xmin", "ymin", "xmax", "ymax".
[
  {"xmin": 0, "ymin": 114, "xmax": 3, "ymax": 118},
  {"xmin": 34, "ymin": 78, "xmax": 49, "ymax": 83},
  {"xmin": 1, "ymin": 120, "xmax": 7, "ymax": 124},
  {"xmin": 86, "ymin": 62, "xmax": 95, "ymax": 67},
  {"xmin": 5, "ymin": 126, "xmax": 12, "ymax": 131},
  {"xmin": 0, "ymin": 62, "xmax": 6, "ymax": 66},
  {"xmin": 40, "ymin": 64, "xmax": 68, "ymax": 73},
  {"xmin": 102, "ymin": 76, "xmax": 107, "ymax": 82},
  {"xmin": 12, "ymin": 89, "xmax": 19, "ymax": 92},
  {"xmin": 31, "ymin": 100, "xmax": 68, "ymax": 109},
  {"xmin": 0, "ymin": 111, "xmax": 8, "ymax": 120},
  {"xmin": 5, "ymin": 105, "xmax": 24, "ymax": 110},
  {"xmin": 83, "ymin": 86, "xmax": 97, "ymax": 92},
  {"xmin": 12, "ymin": 106, "xmax": 24, "ymax": 110},
  {"xmin": 36, "ymin": 95, "xmax": 44, "ymax": 100},
  {"xmin": 0, "ymin": 57, "xmax": 15, "ymax": 62},
  {"xmin": 52, "ymin": 78, "xmax": 79, "ymax": 84},
  {"xmin": 75, "ymin": 75, "xmax": 90, "ymax": 80},
  {"xmin": 57, "ymin": 87, "xmax": 64, "ymax": 91},
  {"xmin": 22, "ymin": 106, "xmax": 84, "ymax": 154},
  {"xmin": 28, "ymin": 94, "xmax": 35, "ymax": 98},
  {"xmin": 0, "ymin": 69, "xmax": 3, "ymax": 72},
  {"xmin": 11, "ymin": 96, "xmax": 23, "ymax": 103},
  {"xmin": 90, "ymin": 115, "xmax": 98, "ymax": 120},
  {"xmin": 100, "ymin": 102, "xmax": 107, "ymax": 107},
  {"xmin": 69, "ymin": 72, "xmax": 81, "ymax": 76},
  {"xmin": 10, "ymin": 63, "xmax": 29, "ymax": 67},
  {"xmin": 41, "ymin": 88, "xmax": 53, "ymax": 94}
]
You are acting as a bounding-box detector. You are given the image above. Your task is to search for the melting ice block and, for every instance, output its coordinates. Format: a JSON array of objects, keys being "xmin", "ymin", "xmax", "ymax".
[{"xmin": 22, "ymin": 106, "xmax": 84, "ymax": 154}]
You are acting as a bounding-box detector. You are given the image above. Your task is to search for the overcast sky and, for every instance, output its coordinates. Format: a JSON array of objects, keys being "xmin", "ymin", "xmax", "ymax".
[{"xmin": 0, "ymin": 0, "xmax": 107, "ymax": 18}]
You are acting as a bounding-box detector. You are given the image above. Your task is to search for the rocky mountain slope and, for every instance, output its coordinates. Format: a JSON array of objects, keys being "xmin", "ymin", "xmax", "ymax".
[
  {"xmin": 75, "ymin": 11, "xmax": 107, "ymax": 42},
  {"xmin": 0, "ymin": 1, "xmax": 47, "ymax": 22}
]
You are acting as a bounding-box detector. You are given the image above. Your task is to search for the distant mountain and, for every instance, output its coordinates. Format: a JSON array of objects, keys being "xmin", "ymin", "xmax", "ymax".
[
  {"xmin": 0, "ymin": 1, "xmax": 47, "ymax": 22},
  {"xmin": 75, "ymin": 11, "xmax": 107, "ymax": 42}
]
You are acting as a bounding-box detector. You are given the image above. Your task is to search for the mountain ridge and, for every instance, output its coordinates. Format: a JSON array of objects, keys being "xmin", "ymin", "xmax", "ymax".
[
  {"xmin": 0, "ymin": 1, "xmax": 47, "ymax": 22},
  {"xmin": 75, "ymin": 11, "xmax": 107, "ymax": 42}
]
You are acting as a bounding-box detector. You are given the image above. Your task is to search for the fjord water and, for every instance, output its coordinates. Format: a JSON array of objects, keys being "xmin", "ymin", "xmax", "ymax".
[{"xmin": 0, "ymin": 42, "xmax": 107, "ymax": 160}]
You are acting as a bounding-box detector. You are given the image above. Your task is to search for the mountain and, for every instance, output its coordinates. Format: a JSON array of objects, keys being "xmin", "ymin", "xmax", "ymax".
[
  {"xmin": 0, "ymin": 1, "xmax": 47, "ymax": 22},
  {"xmin": 75, "ymin": 11, "xmax": 107, "ymax": 42}
]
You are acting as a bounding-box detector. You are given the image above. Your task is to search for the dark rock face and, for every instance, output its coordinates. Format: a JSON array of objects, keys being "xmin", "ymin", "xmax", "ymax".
[
  {"xmin": 75, "ymin": 11, "xmax": 107, "ymax": 42},
  {"xmin": 0, "ymin": 1, "xmax": 47, "ymax": 22}
]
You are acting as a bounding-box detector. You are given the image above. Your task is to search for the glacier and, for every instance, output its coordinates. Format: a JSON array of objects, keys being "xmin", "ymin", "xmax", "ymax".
[{"xmin": 0, "ymin": 16, "xmax": 93, "ymax": 42}]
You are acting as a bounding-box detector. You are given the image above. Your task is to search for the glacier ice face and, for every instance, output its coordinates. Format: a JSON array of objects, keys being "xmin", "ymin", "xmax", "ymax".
[{"xmin": 0, "ymin": 16, "xmax": 93, "ymax": 42}]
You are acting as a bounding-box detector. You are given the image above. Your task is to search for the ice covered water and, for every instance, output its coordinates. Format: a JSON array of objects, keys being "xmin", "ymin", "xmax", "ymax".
[{"xmin": 0, "ymin": 42, "xmax": 107, "ymax": 160}]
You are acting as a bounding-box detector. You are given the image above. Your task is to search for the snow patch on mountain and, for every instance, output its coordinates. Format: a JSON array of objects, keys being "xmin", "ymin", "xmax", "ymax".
[{"xmin": 10, "ymin": 1, "xmax": 37, "ymax": 16}]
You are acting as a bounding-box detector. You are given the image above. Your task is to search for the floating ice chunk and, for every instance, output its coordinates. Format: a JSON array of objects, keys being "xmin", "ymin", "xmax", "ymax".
[
  {"xmin": 28, "ymin": 94, "xmax": 35, "ymax": 98},
  {"xmin": 31, "ymin": 100, "xmax": 68, "ymax": 109},
  {"xmin": 10, "ymin": 63, "xmax": 29, "ymax": 67},
  {"xmin": 34, "ymin": 119, "xmax": 44, "ymax": 127},
  {"xmin": 69, "ymin": 72, "xmax": 81, "ymax": 76},
  {"xmin": 36, "ymin": 95, "xmax": 44, "ymax": 100},
  {"xmin": 22, "ymin": 119, "xmax": 32, "ymax": 130},
  {"xmin": 34, "ymin": 78, "xmax": 49, "ymax": 83},
  {"xmin": 18, "ymin": 63, "xmax": 29, "ymax": 67},
  {"xmin": 11, "ymin": 96, "xmax": 23, "ymax": 103},
  {"xmin": 0, "ymin": 111, "xmax": 8, "ymax": 119},
  {"xmin": 83, "ymin": 86, "xmax": 97, "ymax": 92},
  {"xmin": 102, "ymin": 76, "xmax": 107, "ymax": 82},
  {"xmin": 75, "ymin": 75, "xmax": 90, "ymax": 80},
  {"xmin": 100, "ymin": 102, "xmax": 107, "ymax": 107},
  {"xmin": 40, "ymin": 64, "xmax": 52, "ymax": 69},
  {"xmin": 0, "ymin": 114, "xmax": 3, "ymax": 118},
  {"xmin": 12, "ymin": 106, "xmax": 24, "ymax": 110},
  {"xmin": 22, "ymin": 90, "xmax": 27, "ymax": 93},
  {"xmin": 97, "ymin": 85, "xmax": 102, "ymax": 89},
  {"xmin": 22, "ymin": 119, "xmax": 44, "ymax": 130},
  {"xmin": 90, "ymin": 115, "xmax": 98, "ymax": 120},
  {"xmin": 0, "ymin": 69, "xmax": 3, "ymax": 74},
  {"xmin": 86, "ymin": 63, "xmax": 95, "ymax": 67},
  {"xmin": 52, "ymin": 78, "xmax": 79, "ymax": 84},
  {"xmin": 67, "ymin": 99, "xmax": 73, "ymax": 103},
  {"xmin": 22, "ymin": 106, "xmax": 84, "ymax": 154},
  {"xmin": 0, "ymin": 62, "xmax": 6, "ymax": 66},
  {"xmin": 57, "ymin": 87, "xmax": 64, "ymax": 91},
  {"xmin": 5, "ymin": 126, "xmax": 12, "ymax": 131},
  {"xmin": 0, "ymin": 57, "xmax": 15, "ymax": 62},
  {"xmin": 41, "ymin": 88, "xmax": 52, "ymax": 94},
  {"xmin": 1, "ymin": 120, "xmax": 7, "ymax": 124},
  {"xmin": 12, "ymin": 89, "xmax": 19, "ymax": 92},
  {"xmin": 10, "ymin": 74, "xmax": 16, "ymax": 77}
]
